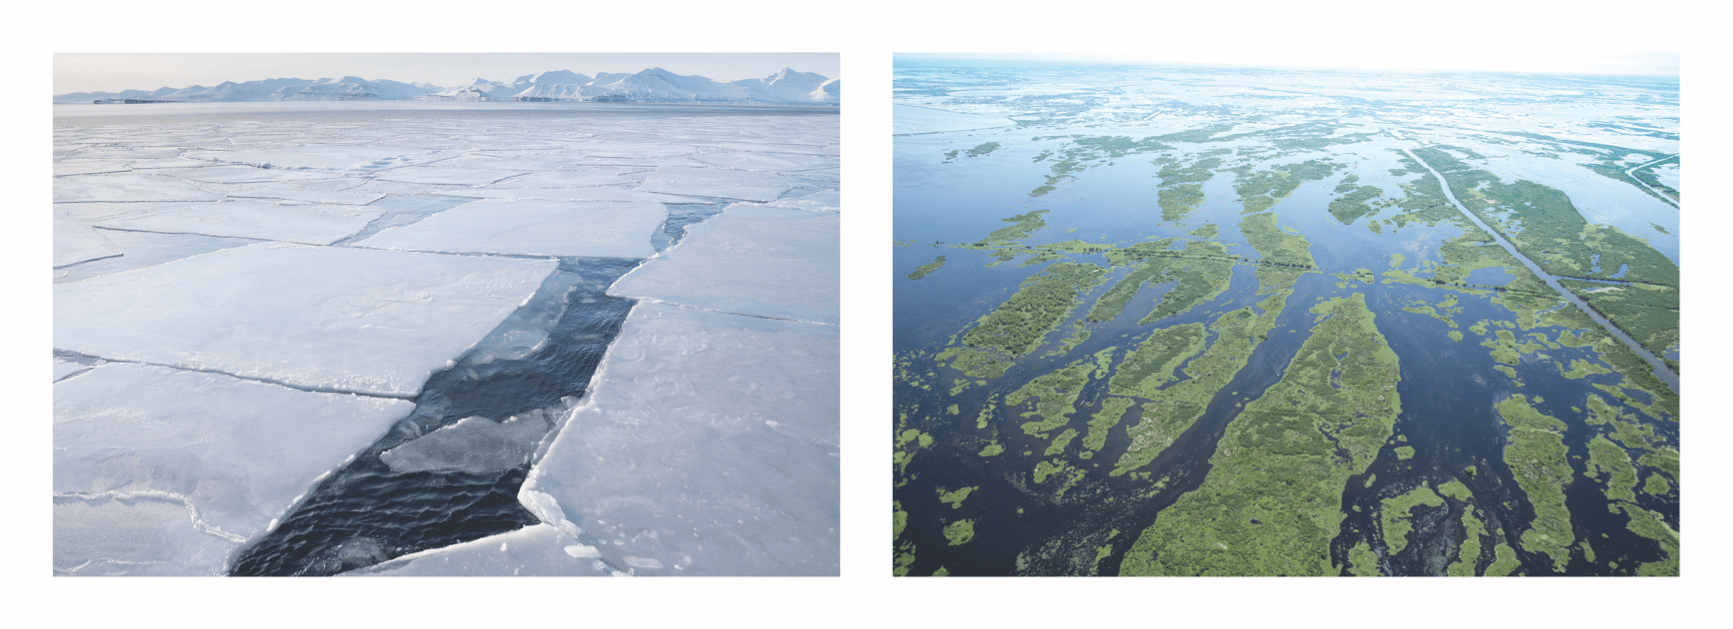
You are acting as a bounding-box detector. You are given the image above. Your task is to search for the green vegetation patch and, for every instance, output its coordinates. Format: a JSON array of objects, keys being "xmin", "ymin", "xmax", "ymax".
[
  {"xmin": 1084, "ymin": 396, "xmax": 1139, "ymax": 453},
  {"xmin": 1120, "ymin": 294, "xmax": 1402, "ymax": 576},
  {"xmin": 1107, "ymin": 323, "xmax": 1208, "ymax": 398},
  {"xmin": 907, "ymin": 255, "xmax": 947, "ymax": 280},
  {"xmin": 1240, "ymin": 212, "xmax": 1316, "ymax": 269},
  {"xmin": 1089, "ymin": 240, "xmax": 1236, "ymax": 325},
  {"xmin": 937, "ymin": 486, "xmax": 979, "ymax": 509},
  {"xmin": 1614, "ymin": 503, "xmax": 1677, "ymax": 576},
  {"xmin": 1394, "ymin": 446, "xmax": 1416, "ymax": 460},
  {"xmin": 1380, "ymin": 484, "xmax": 1444, "ymax": 555},
  {"xmin": 968, "ymin": 141, "xmax": 1002, "ymax": 156},
  {"xmin": 1008, "ymin": 357, "xmax": 1096, "ymax": 437},
  {"xmin": 1347, "ymin": 540, "xmax": 1382, "ymax": 576},
  {"xmin": 1447, "ymin": 508, "xmax": 1487, "ymax": 576},
  {"xmin": 961, "ymin": 261, "xmax": 1108, "ymax": 357},
  {"xmin": 1485, "ymin": 541, "xmax": 1521, "ymax": 576},
  {"xmin": 1585, "ymin": 435, "xmax": 1638, "ymax": 503},
  {"xmin": 1329, "ymin": 185, "xmax": 1384, "ymax": 224},
  {"xmin": 1496, "ymin": 394, "xmax": 1577, "ymax": 572},
  {"xmin": 1559, "ymin": 280, "xmax": 1678, "ymax": 368},
  {"xmin": 944, "ymin": 519, "xmax": 977, "ymax": 546}
]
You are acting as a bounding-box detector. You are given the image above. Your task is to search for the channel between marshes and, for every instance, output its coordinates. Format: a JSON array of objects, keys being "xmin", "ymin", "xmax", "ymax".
[{"xmin": 1398, "ymin": 145, "xmax": 1678, "ymax": 392}]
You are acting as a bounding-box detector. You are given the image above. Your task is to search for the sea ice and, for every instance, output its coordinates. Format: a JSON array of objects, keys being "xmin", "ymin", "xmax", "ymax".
[
  {"xmin": 690, "ymin": 152, "xmax": 838, "ymax": 172},
  {"xmin": 53, "ymin": 358, "xmax": 91, "ymax": 382},
  {"xmin": 54, "ymin": 211, "xmax": 122, "ymax": 268},
  {"xmin": 378, "ymin": 411, "xmax": 557, "ymax": 475},
  {"xmin": 54, "ymin": 363, "xmax": 413, "ymax": 575},
  {"xmin": 227, "ymin": 182, "xmax": 386, "ymax": 206},
  {"xmin": 155, "ymin": 165, "xmax": 337, "ymax": 184},
  {"xmin": 765, "ymin": 189, "xmax": 840, "ymax": 213},
  {"xmin": 93, "ymin": 201, "xmax": 383, "ymax": 245},
  {"xmin": 436, "ymin": 186, "xmax": 704, "ymax": 204},
  {"xmin": 356, "ymin": 200, "xmax": 663, "ymax": 258},
  {"xmin": 893, "ymin": 103, "xmax": 1016, "ymax": 135},
  {"xmin": 54, "ymin": 173, "xmax": 220, "ymax": 203},
  {"xmin": 520, "ymin": 302, "xmax": 839, "ymax": 576},
  {"xmin": 54, "ymin": 242, "xmax": 556, "ymax": 396},
  {"xmin": 344, "ymin": 524, "xmax": 609, "ymax": 577},
  {"xmin": 609, "ymin": 204, "xmax": 838, "ymax": 324},
  {"xmin": 489, "ymin": 169, "xmax": 648, "ymax": 188},
  {"xmin": 184, "ymin": 147, "xmax": 460, "ymax": 172},
  {"xmin": 634, "ymin": 167, "xmax": 793, "ymax": 202},
  {"xmin": 54, "ymin": 161, "xmax": 133, "ymax": 177},
  {"xmin": 54, "ymin": 230, "xmax": 256, "ymax": 285},
  {"xmin": 374, "ymin": 167, "xmax": 529, "ymax": 186}
]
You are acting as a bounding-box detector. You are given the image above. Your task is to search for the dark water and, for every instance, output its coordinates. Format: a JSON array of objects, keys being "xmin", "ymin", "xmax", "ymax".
[{"xmin": 228, "ymin": 257, "xmax": 638, "ymax": 576}]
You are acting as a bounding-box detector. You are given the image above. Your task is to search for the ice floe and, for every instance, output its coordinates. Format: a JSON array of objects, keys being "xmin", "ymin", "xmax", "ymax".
[
  {"xmin": 379, "ymin": 411, "xmax": 557, "ymax": 475},
  {"xmin": 54, "ymin": 173, "xmax": 222, "ymax": 202},
  {"xmin": 93, "ymin": 201, "xmax": 383, "ymax": 245},
  {"xmin": 227, "ymin": 182, "xmax": 386, "ymax": 206},
  {"xmin": 635, "ymin": 167, "xmax": 793, "ymax": 202},
  {"xmin": 54, "ymin": 230, "xmax": 257, "ymax": 285},
  {"xmin": 54, "ymin": 363, "xmax": 413, "ymax": 575},
  {"xmin": 519, "ymin": 302, "xmax": 839, "ymax": 576},
  {"xmin": 54, "ymin": 211, "xmax": 122, "ymax": 268},
  {"xmin": 54, "ymin": 243, "xmax": 556, "ymax": 396},
  {"xmin": 610, "ymin": 204, "xmax": 838, "ymax": 324},
  {"xmin": 357, "ymin": 199, "xmax": 663, "ymax": 258},
  {"xmin": 373, "ymin": 166, "xmax": 529, "ymax": 186},
  {"xmin": 344, "ymin": 524, "xmax": 610, "ymax": 577}
]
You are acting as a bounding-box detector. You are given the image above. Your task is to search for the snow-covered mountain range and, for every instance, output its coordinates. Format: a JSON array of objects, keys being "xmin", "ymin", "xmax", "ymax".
[{"xmin": 57, "ymin": 68, "xmax": 840, "ymax": 106}]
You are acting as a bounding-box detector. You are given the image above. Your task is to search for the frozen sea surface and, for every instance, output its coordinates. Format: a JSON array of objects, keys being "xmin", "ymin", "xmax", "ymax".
[
  {"xmin": 54, "ymin": 243, "xmax": 555, "ymax": 396},
  {"xmin": 54, "ymin": 363, "xmax": 412, "ymax": 575},
  {"xmin": 356, "ymin": 199, "xmax": 663, "ymax": 258},
  {"xmin": 53, "ymin": 211, "xmax": 121, "ymax": 268},
  {"xmin": 520, "ymin": 302, "xmax": 840, "ymax": 576},
  {"xmin": 611, "ymin": 204, "xmax": 840, "ymax": 324},
  {"xmin": 54, "ymin": 103, "xmax": 840, "ymax": 576}
]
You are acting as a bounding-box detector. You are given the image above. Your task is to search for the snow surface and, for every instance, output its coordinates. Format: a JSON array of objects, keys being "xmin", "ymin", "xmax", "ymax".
[
  {"xmin": 344, "ymin": 524, "xmax": 611, "ymax": 577},
  {"xmin": 635, "ymin": 167, "xmax": 793, "ymax": 202},
  {"xmin": 54, "ymin": 363, "xmax": 412, "ymax": 575},
  {"xmin": 54, "ymin": 243, "xmax": 556, "ymax": 396},
  {"xmin": 356, "ymin": 200, "xmax": 663, "ymax": 258},
  {"xmin": 54, "ymin": 173, "xmax": 221, "ymax": 202},
  {"xmin": 518, "ymin": 302, "xmax": 839, "ymax": 576},
  {"xmin": 93, "ymin": 201, "xmax": 383, "ymax": 245},
  {"xmin": 610, "ymin": 204, "xmax": 839, "ymax": 324},
  {"xmin": 54, "ymin": 211, "xmax": 122, "ymax": 268}
]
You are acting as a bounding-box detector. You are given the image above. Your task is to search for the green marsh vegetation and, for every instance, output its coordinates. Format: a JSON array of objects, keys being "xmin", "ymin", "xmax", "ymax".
[
  {"xmin": 1378, "ymin": 484, "xmax": 1443, "ymax": 555},
  {"xmin": 908, "ymin": 255, "xmax": 947, "ymax": 280},
  {"xmin": 1558, "ymin": 279, "xmax": 1678, "ymax": 370},
  {"xmin": 1120, "ymin": 294, "xmax": 1401, "ymax": 576},
  {"xmin": 1495, "ymin": 395, "xmax": 1576, "ymax": 571}
]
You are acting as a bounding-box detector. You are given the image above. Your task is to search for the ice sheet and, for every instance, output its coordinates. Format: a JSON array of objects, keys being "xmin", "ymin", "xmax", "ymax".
[
  {"xmin": 54, "ymin": 173, "xmax": 221, "ymax": 203},
  {"xmin": 690, "ymin": 152, "xmax": 838, "ymax": 172},
  {"xmin": 765, "ymin": 189, "xmax": 841, "ymax": 213},
  {"xmin": 357, "ymin": 200, "xmax": 663, "ymax": 258},
  {"xmin": 227, "ymin": 182, "xmax": 386, "ymax": 206},
  {"xmin": 374, "ymin": 167, "xmax": 528, "ymax": 186},
  {"xmin": 490, "ymin": 170, "xmax": 647, "ymax": 188},
  {"xmin": 55, "ymin": 230, "xmax": 256, "ymax": 285},
  {"xmin": 436, "ymin": 186, "xmax": 705, "ymax": 204},
  {"xmin": 156, "ymin": 165, "xmax": 337, "ymax": 183},
  {"xmin": 610, "ymin": 204, "xmax": 839, "ymax": 324},
  {"xmin": 54, "ymin": 161, "xmax": 132, "ymax": 177},
  {"xmin": 344, "ymin": 524, "xmax": 611, "ymax": 577},
  {"xmin": 53, "ymin": 359, "xmax": 91, "ymax": 382},
  {"xmin": 184, "ymin": 147, "xmax": 459, "ymax": 171},
  {"xmin": 635, "ymin": 167, "xmax": 793, "ymax": 202},
  {"xmin": 94, "ymin": 201, "xmax": 383, "ymax": 246},
  {"xmin": 54, "ymin": 211, "xmax": 122, "ymax": 268},
  {"xmin": 54, "ymin": 243, "xmax": 556, "ymax": 396},
  {"xmin": 54, "ymin": 363, "xmax": 413, "ymax": 575},
  {"xmin": 378, "ymin": 412, "xmax": 555, "ymax": 475},
  {"xmin": 520, "ymin": 302, "xmax": 839, "ymax": 576}
]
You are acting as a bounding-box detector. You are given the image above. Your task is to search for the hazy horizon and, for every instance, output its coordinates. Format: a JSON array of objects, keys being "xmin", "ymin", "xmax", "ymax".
[{"xmin": 54, "ymin": 53, "xmax": 842, "ymax": 95}]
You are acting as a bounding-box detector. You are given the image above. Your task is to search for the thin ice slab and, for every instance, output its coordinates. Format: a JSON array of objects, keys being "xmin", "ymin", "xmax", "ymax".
[
  {"xmin": 634, "ymin": 167, "xmax": 793, "ymax": 202},
  {"xmin": 54, "ymin": 211, "xmax": 122, "ymax": 268},
  {"xmin": 55, "ymin": 230, "xmax": 256, "ymax": 285},
  {"xmin": 610, "ymin": 204, "xmax": 838, "ymax": 324},
  {"xmin": 345, "ymin": 524, "xmax": 612, "ymax": 577},
  {"xmin": 227, "ymin": 182, "xmax": 386, "ymax": 206},
  {"xmin": 373, "ymin": 167, "xmax": 527, "ymax": 186},
  {"xmin": 54, "ymin": 242, "xmax": 556, "ymax": 397},
  {"xmin": 766, "ymin": 189, "xmax": 840, "ymax": 213},
  {"xmin": 156, "ymin": 165, "xmax": 337, "ymax": 184},
  {"xmin": 184, "ymin": 147, "xmax": 458, "ymax": 172},
  {"xmin": 520, "ymin": 302, "xmax": 840, "ymax": 576},
  {"xmin": 94, "ymin": 201, "xmax": 383, "ymax": 246},
  {"xmin": 54, "ymin": 173, "xmax": 221, "ymax": 203},
  {"xmin": 358, "ymin": 199, "xmax": 663, "ymax": 258},
  {"xmin": 54, "ymin": 363, "xmax": 413, "ymax": 575}
]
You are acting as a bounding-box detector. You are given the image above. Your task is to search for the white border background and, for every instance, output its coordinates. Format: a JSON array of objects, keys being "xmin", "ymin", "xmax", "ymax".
[{"xmin": 12, "ymin": 1, "xmax": 1729, "ymax": 625}]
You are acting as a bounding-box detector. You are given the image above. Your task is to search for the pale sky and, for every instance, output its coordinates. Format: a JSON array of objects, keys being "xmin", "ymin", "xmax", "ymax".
[
  {"xmin": 55, "ymin": 53, "xmax": 842, "ymax": 95},
  {"xmin": 902, "ymin": 52, "xmax": 1679, "ymax": 77}
]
